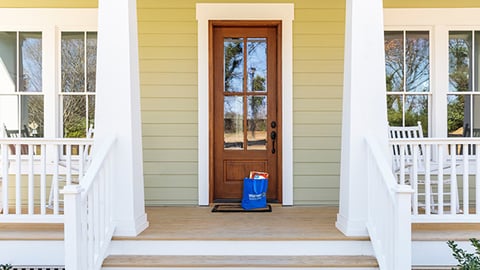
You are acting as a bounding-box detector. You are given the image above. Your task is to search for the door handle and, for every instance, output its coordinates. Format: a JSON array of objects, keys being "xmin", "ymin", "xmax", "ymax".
[{"xmin": 270, "ymin": 131, "xmax": 277, "ymax": 154}]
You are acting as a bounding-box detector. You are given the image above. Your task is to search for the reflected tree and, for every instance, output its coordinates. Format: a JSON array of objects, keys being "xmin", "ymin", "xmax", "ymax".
[{"xmin": 448, "ymin": 37, "xmax": 469, "ymax": 133}]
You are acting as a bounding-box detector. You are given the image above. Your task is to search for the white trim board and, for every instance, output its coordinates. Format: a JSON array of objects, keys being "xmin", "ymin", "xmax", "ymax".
[{"xmin": 196, "ymin": 3, "xmax": 294, "ymax": 206}]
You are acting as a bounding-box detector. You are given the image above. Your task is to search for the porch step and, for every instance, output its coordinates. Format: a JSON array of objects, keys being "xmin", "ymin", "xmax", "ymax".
[{"xmin": 102, "ymin": 255, "xmax": 379, "ymax": 269}]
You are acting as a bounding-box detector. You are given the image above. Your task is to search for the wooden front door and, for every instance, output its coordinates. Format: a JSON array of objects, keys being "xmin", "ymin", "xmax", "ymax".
[{"xmin": 211, "ymin": 21, "xmax": 282, "ymax": 202}]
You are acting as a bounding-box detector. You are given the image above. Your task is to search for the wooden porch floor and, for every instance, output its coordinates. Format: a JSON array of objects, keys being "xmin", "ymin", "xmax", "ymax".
[
  {"xmin": 114, "ymin": 205, "xmax": 367, "ymax": 241},
  {"xmin": 0, "ymin": 205, "xmax": 479, "ymax": 241}
]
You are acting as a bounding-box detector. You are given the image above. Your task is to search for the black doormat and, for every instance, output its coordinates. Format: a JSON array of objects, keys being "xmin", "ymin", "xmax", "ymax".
[{"xmin": 211, "ymin": 204, "xmax": 272, "ymax": 213}]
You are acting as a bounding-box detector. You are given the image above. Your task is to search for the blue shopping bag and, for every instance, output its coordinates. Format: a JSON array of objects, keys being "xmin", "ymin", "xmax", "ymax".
[{"xmin": 241, "ymin": 177, "xmax": 268, "ymax": 210}]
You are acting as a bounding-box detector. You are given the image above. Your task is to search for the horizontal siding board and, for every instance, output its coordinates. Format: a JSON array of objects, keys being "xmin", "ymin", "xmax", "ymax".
[
  {"xmin": 145, "ymin": 175, "xmax": 197, "ymax": 188},
  {"xmin": 294, "ymin": 162, "xmax": 340, "ymax": 176},
  {"xmin": 138, "ymin": 9, "xmax": 196, "ymax": 22},
  {"xmin": 142, "ymin": 124, "xmax": 198, "ymax": 137},
  {"xmin": 294, "ymin": 124, "xmax": 341, "ymax": 137},
  {"xmin": 294, "ymin": 188, "xmax": 340, "ymax": 203},
  {"xmin": 294, "ymin": 175, "xmax": 340, "ymax": 188},
  {"xmin": 145, "ymin": 187, "xmax": 198, "ymax": 202},
  {"xmin": 140, "ymin": 47, "xmax": 197, "ymax": 60},
  {"xmin": 140, "ymin": 59, "xmax": 197, "ymax": 73},
  {"xmin": 142, "ymin": 86, "xmax": 197, "ymax": 98},
  {"xmin": 294, "ymin": 22, "xmax": 344, "ymax": 35},
  {"xmin": 140, "ymin": 73, "xmax": 197, "ymax": 85},
  {"xmin": 294, "ymin": 98, "xmax": 342, "ymax": 111},
  {"xmin": 293, "ymin": 73, "xmax": 344, "ymax": 86},
  {"xmin": 144, "ymin": 162, "xmax": 197, "ymax": 175},
  {"xmin": 139, "ymin": 34, "xmax": 197, "ymax": 47},
  {"xmin": 143, "ymin": 136, "xmax": 197, "ymax": 149},
  {"xmin": 294, "ymin": 60, "xmax": 344, "ymax": 73},
  {"xmin": 294, "ymin": 47, "xmax": 344, "ymax": 61},
  {"xmin": 142, "ymin": 111, "xmax": 197, "ymax": 124},
  {"xmin": 294, "ymin": 86, "xmax": 343, "ymax": 99},
  {"xmin": 138, "ymin": 21, "xmax": 196, "ymax": 34},
  {"xmin": 293, "ymin": 137, "xmax": 341, "ymax": 150},
  {"xmin": 294, "ymin": 9, "xmax": 345, "ymax": 22},
  {"xmin": 141, "ymin": 98, "xmax": 197, "ymax": 111},
  {"xmin": 140, "ymin": 72, "xmax": 198, "ymax": 85},
  {"xmin": 294, "ymin": 149, "xmax": 341, "ymax": 163},
  {"xmin": 144, "ymin": 149, "xmax": 198, "ymax": 162},
  {"xmin": 294, "ymin": 111, "xmax": 342, "ymax": 124},
  {"xmin": 295, "ymin": 34, "xmax": 344, "ymax": 48}
]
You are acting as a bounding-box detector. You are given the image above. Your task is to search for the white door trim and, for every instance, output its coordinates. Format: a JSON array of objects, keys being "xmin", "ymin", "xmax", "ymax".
[{"xmin": 196, "ymin": 3, "xmax": 294, "ymax": 205}]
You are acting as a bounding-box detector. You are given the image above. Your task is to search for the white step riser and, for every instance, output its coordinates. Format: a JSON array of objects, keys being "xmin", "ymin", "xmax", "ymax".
[
  {"xmin": 0, "ymin": 239, "xmax": 467, "ymax": 268},
  {"xmin": 108, "ymin": 240, "xmax": 375, "ymax": 256},
  {"xmin": 0, "ymin": 240, "xmax": 64, "ymax": 266}
]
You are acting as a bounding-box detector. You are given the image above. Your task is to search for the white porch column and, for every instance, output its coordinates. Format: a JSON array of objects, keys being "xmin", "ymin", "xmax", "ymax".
[
  {"xmin": 95, "ymin": 0, "xmax": 148, "ymax": 236},
  {"xmin": 336, "ymin": 0, "xmax": 389, "ymax": 236}
]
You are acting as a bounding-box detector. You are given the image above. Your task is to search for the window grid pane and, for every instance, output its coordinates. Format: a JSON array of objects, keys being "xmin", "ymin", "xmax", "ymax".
[{"xmin": 61, "ymin": 31, "xmax": 96, "ymax": 138}]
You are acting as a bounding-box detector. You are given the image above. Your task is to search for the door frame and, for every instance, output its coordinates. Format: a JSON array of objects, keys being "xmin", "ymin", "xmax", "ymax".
[{"xmin": 196, "ymin": 3, "xmax": 294, "ymax": 205}]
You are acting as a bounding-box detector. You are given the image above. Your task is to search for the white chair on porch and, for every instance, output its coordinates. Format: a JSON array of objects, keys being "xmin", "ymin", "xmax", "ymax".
[{"xmin": 389, "ymin": 121, "xmax": 460, "ymax": 214}]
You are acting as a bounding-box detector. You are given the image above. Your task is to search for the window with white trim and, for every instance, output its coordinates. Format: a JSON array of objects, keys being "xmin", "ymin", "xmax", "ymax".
[
  {"xmin": 384, "ymin": 9, "xmax": 480, "ymax": 138},
  {"xmin": 0, "ymin": 31, "xmax": 44, "ymax": 137},
  {"xmin": 0, "ymin": 9, "xmax": 97, "ymax": 139},
  {"xmin": 448, "ymin": 31, "xmax": 480, "ymax": 137},
  {"xmin": 61, "ymin": 32, "xmax": 96, "ymax": 138},
  {"xmin": 384, "ymin": 30, "xmax": 430, "ymax": 136}
]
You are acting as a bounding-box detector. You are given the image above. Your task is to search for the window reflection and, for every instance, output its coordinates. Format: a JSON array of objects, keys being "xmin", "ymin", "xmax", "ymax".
[
  {"xmin": 224, "ymin": 96, "xmax": 243, "ymax": 149},
  {"xmin": 0, "ymin": 32, "xmax": 43, "ymax": 137},
  {"xmin": 385, "ymin": 31, "xmax": 430, "ymax": 132},
  {"xmin": 224, "ymin": 38, "xmax": 243, "ymax": 93},
  {"xmin": 448, "ymin": 31, "xmax": 480, "ymax": 137}
]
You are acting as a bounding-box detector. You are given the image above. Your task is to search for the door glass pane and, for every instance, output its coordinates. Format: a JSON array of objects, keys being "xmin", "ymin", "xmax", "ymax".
[
  {"xmin": 385, "ymin": 31, "xmax": 404, "ymax": 92},
  {"xmin": 19, "ymin": 32, "xmax": 42, "ymax": 92},
  {"xmin": 224, "ymin": 38, "xmax": 243, "ymax": 93},
  {"xmin": 62, "ymin": 32, "xmax": 85, "ymax": 93},
  {"xmin": 406, "ymin": 31, "xmax": 429, "ymax": 93},
  {"xmin": 247, "ymin": 95, "xmax": 267, "ymax": 150},
  {"xmin": 224, "ymin": 96, "xmax": 243, "ymax": 149},
  {"xmin": 449, "ymin": 31, "xmax": 472, "ymax": 92},
  {"xmin": 247, "ymin": 38, "xmax": 267, "ymax": 92},
  {"xmin": 63, "ymin": 95, "xmax": 87, "ymax": 138},
  {"xmin": 22, "ymin": 95, "xmax": 44, "ymax": 137}
]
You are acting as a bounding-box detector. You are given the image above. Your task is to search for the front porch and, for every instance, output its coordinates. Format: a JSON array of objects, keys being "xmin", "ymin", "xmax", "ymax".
[{"xmin": 0, "ymin": 205, "xmax": 475, "ymax": 269}]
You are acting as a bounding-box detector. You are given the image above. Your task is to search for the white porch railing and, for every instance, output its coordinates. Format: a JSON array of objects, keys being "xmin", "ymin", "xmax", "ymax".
[
  {"xmin": 0, "ymin": 138, "xmax": 93, "ymax": 222},
  {"xmin": 390, "ymin": 138, "xmax": 480, "ymax": 223},
  {"xmin": 366, "ymin": 136, "xmax": 413, "ymax": 270},
  {"xmin": 63, "ymin": 137, "xmax": 116, "ymax": 270}
]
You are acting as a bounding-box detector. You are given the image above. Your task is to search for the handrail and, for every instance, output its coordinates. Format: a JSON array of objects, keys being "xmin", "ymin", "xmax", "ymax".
[
  {"xmin": 63, "ymin": 136, "xmax": 116, "ymax": 270},
  {"xmin": 366, "ymin": 135, "xmax": 413, "ymax": 270}
]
